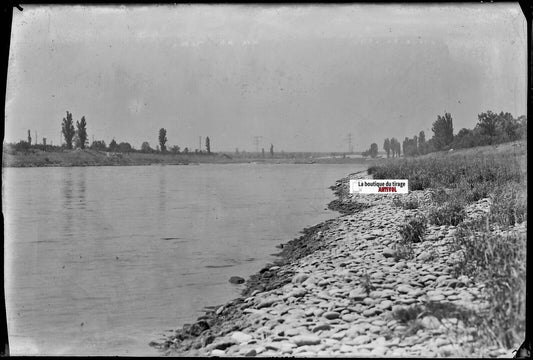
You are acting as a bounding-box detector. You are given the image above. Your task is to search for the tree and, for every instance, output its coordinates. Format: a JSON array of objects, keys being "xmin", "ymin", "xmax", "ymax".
[
  {"xmin": 109, "ymin": 139, "xmax": 118, "ymax": 152},
  {"xmin": 27, "ymin": 130, "xmax": 32, "ymax": 145},
  {"xmin": 117, "ymin": 142, "xmax": 132, "ymax": 152},
  {"xmin": 476, "ymin": 111, "xmax": 499, "ymax": 139},
  {"xmin": 170, "ymin": 145, "xmax": 180, "ymax": 154},
  {"xmin": 383, "ymin": 138, "xmax": 391, "ymax": 158},
  {"xmin": 432, "ymin": 112, "xmax": 454, "ymax": 150},
  {"xmin": 61, "ymin": 111, "xmax": 76, "ymax": 149},
  {"xmin": 517, "ymin": 115, "xmax": 527, "ymax": 140},
  {"xmin": 395, "ymin": 139, "xmax": 401, "ymax": 157},
  {"xmin": 75, "ymin": 116, "xmax": 88, "ymax": 149},
  {"xmin": 141, "ymin": 141, "xmax": 153, "ymax": 153},
  {"xmin": 262, "ymin": 148, "xmax": 265, "ymax": 158},
  {"xmin": 159, "ymin": 128, "xmax": 167, "ymax": 153},
  {"xmin": 451, "ymin": 128, "xmax": 477, "ymax": 149},
  {"xmin": 369, "ymin": 143, "xmax": 378, "ymax": 158},
  {"xmin": 183, "ymin": 147, "xmax": 189, "ymax": 154},
  {"xmin": 205, "ymin": 136, "xmax": 211, "ymax": 154},
  {"xmin": 402, "ymin": 137, "xmax": 409, "ymax": 157},
  {"xmin": 390, "ymin": 138, "xmax": 400, "ymax": 158},
  {"xmin": 418, "ymin": 131, "xmax": 426, "ymax": 155},
  {"xmin": 90, "ymin": 140, "xmax": 107, "ymax": 151},
  {"xmin": 270, "ymin": 144, "xmax": 274, "ymax": 158}
]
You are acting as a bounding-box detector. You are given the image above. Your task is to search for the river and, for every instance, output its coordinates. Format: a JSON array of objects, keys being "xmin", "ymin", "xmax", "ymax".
[{"xmin": 3, "ymin": 163, "xmax": 366, "ymax": 355}]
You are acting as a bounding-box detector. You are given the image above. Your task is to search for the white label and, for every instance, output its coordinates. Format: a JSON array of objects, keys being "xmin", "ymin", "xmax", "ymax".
[{"xmin": 349, "ymin": 179, "xmax": 408, "ymax": 194}]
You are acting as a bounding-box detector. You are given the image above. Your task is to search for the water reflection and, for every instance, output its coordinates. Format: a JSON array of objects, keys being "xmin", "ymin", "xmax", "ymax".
[
  {"xmin": 62, "ymin": 169, "xmax": 74, "ymax": 236},
  {"xmin": 76, "ymin": 168, "xmax": 87, "ymax": 210},
  {"xmin": 61, "ymin": 168, "xmax": 87, "ymax": 235},
  {"xmin": 158, "ymin": 167, "xmax": 167, "ymax": 215}
]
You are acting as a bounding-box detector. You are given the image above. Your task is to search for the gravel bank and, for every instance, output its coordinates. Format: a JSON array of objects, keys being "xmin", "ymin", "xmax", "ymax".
[{"xmin": 150, "ymin": 172, "xmax": 521, "ymax": 357}]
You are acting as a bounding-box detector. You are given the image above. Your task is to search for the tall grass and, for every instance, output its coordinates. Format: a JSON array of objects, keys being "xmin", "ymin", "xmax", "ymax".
[{"xmin": 369, "ymin": 145, "xmax": 527, "ymax": 349}]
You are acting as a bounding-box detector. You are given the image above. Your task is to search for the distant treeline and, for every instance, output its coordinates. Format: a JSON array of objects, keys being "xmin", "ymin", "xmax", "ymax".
[
  {"xmin": 7, "ymin": 111, "xmax": 216, "ymax": 156},
  {"xmin": 362, "ymin": 110, "xmax": 527, "ymax": 158}
]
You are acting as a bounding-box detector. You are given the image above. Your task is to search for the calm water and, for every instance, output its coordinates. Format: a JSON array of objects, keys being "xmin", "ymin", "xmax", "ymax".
[{"xmin": 3, "ymin": 163, "xmax": 366, "ymax": 356}]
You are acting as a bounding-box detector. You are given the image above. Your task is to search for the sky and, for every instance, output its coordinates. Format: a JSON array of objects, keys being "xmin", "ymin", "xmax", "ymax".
[{"xmin": 4, "ymin": 3, "xmax": 527, "ymax": 152}]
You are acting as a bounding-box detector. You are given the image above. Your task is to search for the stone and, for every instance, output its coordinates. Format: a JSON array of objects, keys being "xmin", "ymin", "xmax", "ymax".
[
  {"xmin": 231, "ymin": 331, "xmax": 252, "ymax": 343},
  {"xmin": 189, "ymin": 320, "xmax": 210, "ymax": 336},
  {"xmin": 323, "ymin": 311, "xmax": 340, "ymax": 320},
  {"xmin": 380, "ymin": 289, "xmax": 396, "ymax": 298},
  {"xmin": 292, "ymin": 335, "xmax": 321, "ymax": 347},
  {"xmin": 289, "ymin": 288, "xmax": 307, "ymax": 298},
  {"xmin": 211, "ymin": 349, "xmax": 226, "ymax": 356},
  {"xmin": 257, "ymin": 298, "xmax": 276, "ymax": 309},
  {"xmin": 397, "ymin": 284, "xmax": 413, "ymax": 294},
  {"xmin": 229, "ymin": 276, "xmax": 245, "ymax": 284},
  {"xmin": 341, "ymin": 314, "xmax": 357, "ymax": 322},
  {"xmin": 352, "ymin": 335, "xmax": 372, "ymax": 345},
  {"xmin": 332, "ymin": 331, "xmax": 347, "ymax": 340},
  {"xmin": 419, "ymin": 274, "xmax": 437, "ymax": 283},
  {"xmin": 363, "ymin": 297, "xmax": 376, "ymax": 306},
  {"xmin": 312, "ymin": 324, "xmax": 332, "ymax": 333},
  {"xmin": 362, "ymin": 308, "xmax": 379, "ymax": 317},
  {"xmin": 383, "ymin": 247, "xmax": 396, "ymax": 258},
  {"xmin": 421, "ymin": 315, "xmax": 441, "ymax": 330},
  {"xmin": 212, "ymin": 341, "xmax": 237, "ymax": 350},
  {"xmin": 244, "ymin": 349, "xmax": 257, "ymax": 357},
  {"xmin": 348, "ymin": 287, "xmax": 367, "ymax": 301},
  {"xmin": 292, "ymin": 274, "xmax": 310, "ymax": 284},
  {"xmin": 378, "ymin": 300, "xmax": 393, "ymax": 310},
  {"xmin": 418, "ymin": 251, "xmax": 432, "ymax": 261}
]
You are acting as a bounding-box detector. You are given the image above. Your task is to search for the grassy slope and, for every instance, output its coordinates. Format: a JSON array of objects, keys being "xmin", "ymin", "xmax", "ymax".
[{"xmin": 368, "ymin": 139, "xmax": 527, "ymax": 349}]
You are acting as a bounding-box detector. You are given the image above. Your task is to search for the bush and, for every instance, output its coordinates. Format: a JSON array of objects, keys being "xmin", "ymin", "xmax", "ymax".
[
  {"xmin": 399, "ymin": 214, "xmax": 427, "ymax": 243},
  {"xmin": 428, "ymin": 200, "xmax": 466, "ymax": 226}
]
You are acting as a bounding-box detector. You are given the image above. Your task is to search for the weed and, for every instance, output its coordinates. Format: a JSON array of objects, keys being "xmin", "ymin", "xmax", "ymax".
[
  {"xmin": 392, "ymin": 197, "xmax": 419, "ymax": 210},
  {"xmin": 398, "ymin": 214, "xmax": 427, "ymax": 243},
  {"xmin": 489, "ymin": 182, "xmax": 527, "ymax": 228},
  {"xmin": 452, "ymin": 227, "xmax": 526, "ymax": 348},
  {"xmin": 361, "ymin": 270, "xmax": 375, "ymax": 296},
  {"xmin": 428, "ymin": 200, "xmax": 466, "ymax": 226}
]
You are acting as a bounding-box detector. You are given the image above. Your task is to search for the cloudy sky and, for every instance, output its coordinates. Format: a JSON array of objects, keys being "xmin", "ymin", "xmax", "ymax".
[{"xmin": 5, "ymin": 4, "xmax": 527, "ymax": 152}]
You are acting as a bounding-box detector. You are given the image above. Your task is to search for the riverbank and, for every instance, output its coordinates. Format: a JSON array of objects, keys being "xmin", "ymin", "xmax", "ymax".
[
  {"xmin": 149, "ymin": 142, "xmax": 526, "ymax": 357},
  {"xmin": 2, "ymin": 148, "xmax": 376, "ymax": 168}
]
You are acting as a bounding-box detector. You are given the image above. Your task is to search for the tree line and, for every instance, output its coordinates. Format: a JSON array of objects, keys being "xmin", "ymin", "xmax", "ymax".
[
  {"xmin": 11, "ymin": 111, "xmax": 215, "ymax": 155},
  {"xmin": 362, "ymin": 110, "xmax": 527, "ymax": 158}
]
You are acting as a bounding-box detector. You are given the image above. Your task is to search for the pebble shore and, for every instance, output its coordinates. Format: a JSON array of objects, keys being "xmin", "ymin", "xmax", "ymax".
[{"xmin": 150, "ymin": 172, "xmax": 523, "ymax": 357}]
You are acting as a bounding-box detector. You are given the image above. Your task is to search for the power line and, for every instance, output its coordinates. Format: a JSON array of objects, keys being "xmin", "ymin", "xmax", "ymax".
[
  {"xmin": 253, "ymin": 136, "xmax": 263, "ymax": 153},
  {"xmin": 345, "ymin": 133, "xmax": 353, "ymax": 153}
]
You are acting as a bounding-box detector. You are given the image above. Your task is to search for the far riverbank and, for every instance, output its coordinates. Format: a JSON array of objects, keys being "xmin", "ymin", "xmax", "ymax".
[{"xmin": 2, "ymin": 148, "xmax": 377, "ymax": 168}]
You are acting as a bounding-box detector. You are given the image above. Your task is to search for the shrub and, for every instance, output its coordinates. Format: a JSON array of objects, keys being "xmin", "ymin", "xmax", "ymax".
[
  {"xmin": 428, "ymin": 200, "xmax": 466, "ymax": 226},
  {"xmin": 399, "ymin": 214, "xmax": 427, "ymax": 243}
]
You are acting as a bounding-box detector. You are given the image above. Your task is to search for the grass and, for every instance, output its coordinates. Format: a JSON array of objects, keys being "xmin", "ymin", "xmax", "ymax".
[
  {"xmin": 427, "ymin": 199, "xmax": 466, "ymax": 226},
  {"xmin": 392, "ymin": 301, "xmax": 479, "ymax": 337},
  {"xmin": 369, "ymin": 141, "xmax": 527, "ymax": 349},
  {"xmin": 398, "ymin": 214, "xmax": 427, "ymax": 243}
]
